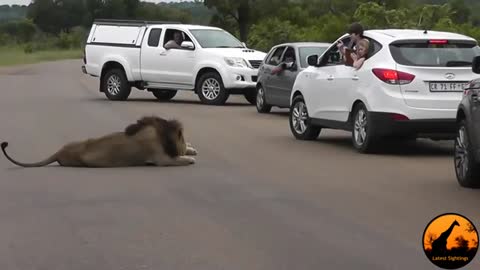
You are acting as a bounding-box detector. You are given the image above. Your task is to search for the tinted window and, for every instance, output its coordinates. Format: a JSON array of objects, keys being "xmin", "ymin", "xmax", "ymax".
[
  {"xmin": 267, "ymin": 46, "xmax": 285, "ymax": 66},
  {"xmin": 148, "ymin": 28, "xmax": 162, "ymax": 47},
  {"xmin": 299, "ymin": 46, "xmax": 328, "ymax": 68},
  {"xmin": 389, "ymin": 41, "xmax": 480, "ymax": 67}
]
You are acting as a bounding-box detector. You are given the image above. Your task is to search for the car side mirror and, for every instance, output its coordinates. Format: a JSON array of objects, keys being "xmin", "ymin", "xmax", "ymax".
[
  {"xmin": 307, "ymin": 54, "xmax": 319, "ymax": 66},
  {"xmin": 473, "ymin": 56, "xmax": 480, "ymax": 74},
  {"xmin": 181, "ymin": 41, "xmax": 194, "ymax": 50}
]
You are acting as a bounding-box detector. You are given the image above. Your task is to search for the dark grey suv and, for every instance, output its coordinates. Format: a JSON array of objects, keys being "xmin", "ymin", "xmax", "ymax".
[
  {"xmin": 455, "ymin": 55, "xmax": 480, "ymax": 187},
  {"xmin": 255, "ymin": 42, "xmax": 330, "ymax": 113}
]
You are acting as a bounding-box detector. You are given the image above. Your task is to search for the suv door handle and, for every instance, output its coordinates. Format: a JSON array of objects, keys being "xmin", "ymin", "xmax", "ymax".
[
  {"xmin": 327, "ymin": 75, "xmax": 334, "ymax": 81},
  {"xmin": 159, "ymin": 52, "xmax": 167, "ymax": 56},
  {"xmin": 352, "ymin": 75, "xmax": 359, "ymax": 81}
]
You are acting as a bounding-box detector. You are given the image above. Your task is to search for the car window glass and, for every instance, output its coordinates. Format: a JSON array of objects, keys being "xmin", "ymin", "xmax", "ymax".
[
  {"xmin": 281, "ymin": 47, "xmax": 296, "ymax": 64},
  {"xmin": 390, "ymin": 42, "xmax": 480, "ymax": 67},
  {"xmin": 320, "ymin": 43, "xmax": 343, "ymax": 66},
  {"xmin": 267, "ymin": 46, "xmax": 285, "ymax": 66},
  {"xmin": 147, "ymin": 28, "xmax": 162, "ymax": 47},
  {"xmin": 163, "ymin": 28, "xmax": 193, "ymax": 49},
  {"xmin": 299, "ymin": 46, "xmax": 328, "ymax": 68}
]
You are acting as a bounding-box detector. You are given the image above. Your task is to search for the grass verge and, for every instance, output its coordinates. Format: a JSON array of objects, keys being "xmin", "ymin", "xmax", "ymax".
[{"xmin": 0, "ymin": 47, "xmax": 82, "ymax": 67}]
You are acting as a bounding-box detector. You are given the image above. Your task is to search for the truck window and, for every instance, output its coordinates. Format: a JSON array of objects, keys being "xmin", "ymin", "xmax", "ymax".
[
  {"xmin": 163, "ymin": 29, "xmax": 193, "ymax": 49},
  {"xmin": 148, "ymin": 28, "xmax": 162, "ymax": 47}
]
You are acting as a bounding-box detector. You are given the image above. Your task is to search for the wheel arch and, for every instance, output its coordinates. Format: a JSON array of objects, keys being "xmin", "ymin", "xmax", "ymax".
[
  {"xmin": 100, "ymin": 61, "xmax": 129, "ymax": 93},
  {"xmin": 456, "ymin": 107, "xmax": 466, "ymax": 123},
  {"xmin": 194, "ymin": 67, "xmax": 223, "ymax": 94},
  {"xmin": 348, "ymin": 99, "xmax": 368, "ymax": 125}
]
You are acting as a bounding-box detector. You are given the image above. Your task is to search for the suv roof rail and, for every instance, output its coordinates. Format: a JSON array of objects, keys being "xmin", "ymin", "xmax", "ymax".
[{"xmin": 93, "ymin": 19, "xmax": 182, "ymax": 26}]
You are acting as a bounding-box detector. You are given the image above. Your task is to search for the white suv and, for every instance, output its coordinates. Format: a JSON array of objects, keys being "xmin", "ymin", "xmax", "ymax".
[
  {"xmin": 289, "ymin": 29, "xmax": 480, "ymax": 153},
  {"xmin": 82, "ymin": 19, "xmax": 267, "ymax": 105}
]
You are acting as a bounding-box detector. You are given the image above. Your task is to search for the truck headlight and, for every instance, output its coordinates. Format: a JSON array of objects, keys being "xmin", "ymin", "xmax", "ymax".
[{"xmin": 224, "ymin": 57, "xmax": 249, "ymax": 68}]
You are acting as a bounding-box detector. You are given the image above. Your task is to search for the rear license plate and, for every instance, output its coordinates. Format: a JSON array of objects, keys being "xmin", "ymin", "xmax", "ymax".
[{"xmin": 429, "ymin": 81, "xmax": 469, "ymax": 92}]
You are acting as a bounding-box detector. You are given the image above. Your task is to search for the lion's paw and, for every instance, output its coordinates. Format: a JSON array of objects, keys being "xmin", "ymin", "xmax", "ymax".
[
  {"xmin": 186, "ymin": 156, "xmax": 196, "ymax": 164},
  {"xmin": 187, "ymin": 147, "xmax": 198, "ymax": 156}
]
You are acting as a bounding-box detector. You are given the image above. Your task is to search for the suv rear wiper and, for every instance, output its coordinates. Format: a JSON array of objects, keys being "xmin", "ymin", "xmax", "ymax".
[{"xmin": 446, "ymin": 61, "xmax": 472, "ymax": 67}]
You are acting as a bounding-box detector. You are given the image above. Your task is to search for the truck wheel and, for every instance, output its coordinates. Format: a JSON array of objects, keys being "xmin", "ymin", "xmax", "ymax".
[
  {"xmin": 196, "ymin": 72, "xmax": 229, "ymax": 105},
  {"xmin": 102, "ymin": 69, "xmax": 131, "ymax": 101},
  {"xmin": 244, "ymin": 88, "xmax": 256, "ymax": 105},
  {"xmin": 151, "ymin": 89, "xmax": 177, "ymax": 101}
]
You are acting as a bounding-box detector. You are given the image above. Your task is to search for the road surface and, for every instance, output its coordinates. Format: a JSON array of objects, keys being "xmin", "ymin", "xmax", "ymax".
[{"xmin": 0, "ymin": 60, "xmax": 479, "ymax": 270}]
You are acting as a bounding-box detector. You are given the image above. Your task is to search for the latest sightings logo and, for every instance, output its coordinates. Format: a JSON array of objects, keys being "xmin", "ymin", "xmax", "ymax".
[{"xmin": 423, "ymin": 213, "xmax": 478, "ymax": 269}]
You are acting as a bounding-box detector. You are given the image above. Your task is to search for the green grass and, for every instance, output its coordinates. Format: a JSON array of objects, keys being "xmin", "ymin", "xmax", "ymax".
[{"xmin": 0, "ymin": 47, "xmax": 82, "ymax": 67}]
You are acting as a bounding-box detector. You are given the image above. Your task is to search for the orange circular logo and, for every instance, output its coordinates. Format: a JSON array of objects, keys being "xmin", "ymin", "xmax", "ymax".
[{"xmin": 423, "ymin": 213, "xmax": 478, "ymax": 269}]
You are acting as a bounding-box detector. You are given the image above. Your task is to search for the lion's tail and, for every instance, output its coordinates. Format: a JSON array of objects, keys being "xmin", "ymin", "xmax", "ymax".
[{"xmin": 1, "ymin": 142, "xmax": 57, "ymax": 167}]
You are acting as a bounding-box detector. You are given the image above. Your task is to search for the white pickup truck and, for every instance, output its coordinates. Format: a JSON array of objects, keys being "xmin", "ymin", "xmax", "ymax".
[{"xmin": 82, "ymin": 19, "xmax": 267, "ymax": 105}]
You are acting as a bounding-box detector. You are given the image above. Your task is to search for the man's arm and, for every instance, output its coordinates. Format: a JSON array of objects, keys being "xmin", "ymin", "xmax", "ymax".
[{"xmin": 164, "ymin": 40, "xmax": 182, "ymax": 50}]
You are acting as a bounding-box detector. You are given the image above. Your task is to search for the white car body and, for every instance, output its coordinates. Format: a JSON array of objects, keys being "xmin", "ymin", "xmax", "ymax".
[
  {"xmin": 82, "ymin": 19, "xmax": 267, "ymax": 105},
  {"xmin": 289, "ymin": 29, "xmax": 480, "ymax": 152}
]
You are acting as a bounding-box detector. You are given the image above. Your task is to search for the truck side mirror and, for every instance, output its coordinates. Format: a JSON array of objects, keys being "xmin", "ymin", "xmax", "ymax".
[
  {"xmin": 473, "ymin": 56, "xmax": 480, "ymax": 74},
  {"xmin": 181, "ymin": 41, "xmax": 195, "ymax": 50}
]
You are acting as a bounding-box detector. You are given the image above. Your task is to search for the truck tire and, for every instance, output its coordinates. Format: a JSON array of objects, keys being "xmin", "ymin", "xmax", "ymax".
[
  {"xmin": 151, "ymin": 89, "xmax": 177, "ymax": 101},
  {"xmin": 243, "ymin": 88, "xmax": 256, "ymax": 105},
  {"xmin": 102, "ymin": 69, "xmax": 131, "ymax": 101},
  {"xmin": 196, "ymin": 72, "xmax": 229, "ymax": 105}
]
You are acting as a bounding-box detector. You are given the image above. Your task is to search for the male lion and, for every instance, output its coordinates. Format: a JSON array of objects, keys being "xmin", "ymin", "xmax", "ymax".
[{"xmin": 1, "ymin": 116, "xmax": 198, "ymax": 168}]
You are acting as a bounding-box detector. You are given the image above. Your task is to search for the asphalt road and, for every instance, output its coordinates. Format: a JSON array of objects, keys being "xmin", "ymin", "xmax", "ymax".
[{"xmin": 1, "ymin": 60, "xmax": 479, "ymax": 270}]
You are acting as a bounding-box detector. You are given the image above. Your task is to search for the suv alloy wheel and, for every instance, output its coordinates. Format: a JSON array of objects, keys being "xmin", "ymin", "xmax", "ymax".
[
  {"xmin": 351, "ymin": 103, "xmax": 378, "ymax": 153},
  {"xmin": 289, "ymin": 95, "xmax": 321, "ymax": 140}
]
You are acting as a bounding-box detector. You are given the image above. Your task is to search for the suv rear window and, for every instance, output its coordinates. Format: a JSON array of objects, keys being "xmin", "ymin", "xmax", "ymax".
[{"xmin": 389, "ymin": 40, "xmax": 480, "ymax": 67}]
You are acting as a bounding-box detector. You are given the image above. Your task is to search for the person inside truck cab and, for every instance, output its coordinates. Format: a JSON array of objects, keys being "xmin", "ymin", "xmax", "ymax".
[{"xmin": 164, "ymin": 31, "xmax": 184, "ymax": 50}]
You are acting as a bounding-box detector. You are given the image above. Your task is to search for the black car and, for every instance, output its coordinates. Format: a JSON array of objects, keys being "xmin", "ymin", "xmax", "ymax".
[{"xmin": 454, "ymin": 55, "xmax": 480, "ymax": 187}]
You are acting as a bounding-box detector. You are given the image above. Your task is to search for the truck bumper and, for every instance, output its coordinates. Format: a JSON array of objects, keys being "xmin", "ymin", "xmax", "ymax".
[{"xmin": 222, "ymin": 67, "xmax": 259, "ymax": 90}]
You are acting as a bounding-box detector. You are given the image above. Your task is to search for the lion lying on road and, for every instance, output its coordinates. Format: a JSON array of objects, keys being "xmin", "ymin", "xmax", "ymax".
[{"xmin": 1, "ymin": 116, "xmax": 198, "ymax": 168}]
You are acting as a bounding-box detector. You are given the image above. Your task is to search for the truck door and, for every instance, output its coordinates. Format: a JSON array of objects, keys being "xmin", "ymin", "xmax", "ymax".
[
  {"xmin": 140, "ymin": 27, "xmax": 165, "ymax": 83},
  {"xmin": 154, "ymin": 28, "xmax": 197, "ymax": 89}
]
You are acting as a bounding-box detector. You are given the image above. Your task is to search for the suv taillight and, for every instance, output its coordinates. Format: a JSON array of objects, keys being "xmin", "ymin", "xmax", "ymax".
[{"xmin": 372, "ymin": 68, "xmax": 415, "ymax": 85}]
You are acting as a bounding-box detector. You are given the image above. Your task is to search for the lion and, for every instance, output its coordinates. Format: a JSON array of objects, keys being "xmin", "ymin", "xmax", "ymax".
[{"xmin": 1, "ymin": 116, "xmax": 198, "ymax": 168}]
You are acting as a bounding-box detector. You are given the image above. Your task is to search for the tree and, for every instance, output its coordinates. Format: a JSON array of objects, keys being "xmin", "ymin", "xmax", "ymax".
[{"xmin": 204, "ymin": 0, "xmax": 253, "ymax": 41}]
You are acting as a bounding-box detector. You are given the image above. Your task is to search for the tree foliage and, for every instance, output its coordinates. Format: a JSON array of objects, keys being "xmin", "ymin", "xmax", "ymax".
[{"xmin": 1, "ymin": 0, "xmax": 480, "ymax": 53}]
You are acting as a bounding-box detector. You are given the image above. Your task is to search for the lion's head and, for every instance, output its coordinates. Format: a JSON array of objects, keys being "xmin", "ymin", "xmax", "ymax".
[{"xmin": 125, "ymin": 116, "xmax": 188, "ymax": 158}]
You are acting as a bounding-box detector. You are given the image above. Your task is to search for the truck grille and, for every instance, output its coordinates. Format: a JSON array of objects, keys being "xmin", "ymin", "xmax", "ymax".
[{"xmin": 249, "ymin": 60, "xmax": 262, "ymax": 69}]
